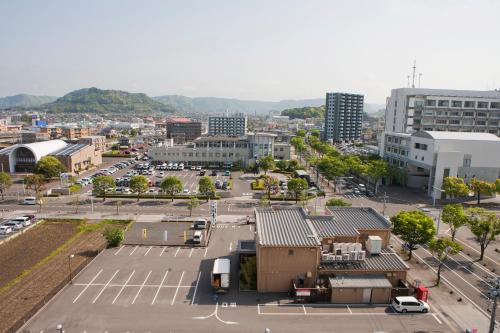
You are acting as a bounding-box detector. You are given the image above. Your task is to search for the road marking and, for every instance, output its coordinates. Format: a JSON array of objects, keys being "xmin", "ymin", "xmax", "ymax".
[
  {"xmin": 229, "ymin": 242, "xmax": 232, "ymax": 252},
  {"xmin": 152, "ymin": 270, "xmax": 169, "ymax": 305},
  {"xmin": 432, "ymin": 313, "xmax": 442, "ymax": 324},
  {"xmin": 193, "ymin": 302, "xmax": 239, "ymax": 325},
  {"xmin": 171, "ymin": 271, "xmax": 185, "ymax": 305},
  {"xmin": 453, "ymin": 236, "xmax": 500, "ymax": 266},
  {"xmin": 129, "ymin": 246, "xmax": 138, "ymax": 256},
  {"xmin": 73, "ymin": 269, "xmax": 103, "ymax": 303},
  {"xmin": 144, "ymin": 246, "xmax": 153, "ymax": 256},
  {"xmin": 249, "ymin": 225, "xmax": 252, "ymax": 232},
  {"xmin": 174, "ymin": 247, "xmax": 180, "ymax": 257},
  {"xmin": 114, "ymin": 245, "xmax": 125, "ymax": 255},
  {"xmin": 456, "ymin": 251, "xmax": 498, "ymax": 278},
  {"xmin": 191, "ymin": 271, "xmax": 202, "ymax": 305},
  {"xmin": 160, "ymin": 247, "xmax": 166, "ymax": 257},
  {"xmin": 132, "ymin": 270, "xmax": 152, "ymax": 304},
  {"xmin": 347, "ymin": 305, "xmax": 352, "ymax": 314},
  {"xmin": 92, "ymin": 269, "xmax": 119, "ymax": 304},
  {"xmin": 189, "ymin": 248, "xmax": 194, "ymax": 258},
  {"xmin": 302, "ymin": 305, "xmax": 307, "ymax": 314},
  {"xmin": 112, "ymin": 270, "xmax": 135, "ymax": 304},
  {"xmin": 203, "ymin": 246, "xmax": 208, "ymax": 258}
]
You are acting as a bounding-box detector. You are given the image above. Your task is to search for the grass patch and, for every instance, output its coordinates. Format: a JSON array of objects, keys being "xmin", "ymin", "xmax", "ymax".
[{"xmin": 68, "ymin": 184, "xmax": 82, "ymax": 193}]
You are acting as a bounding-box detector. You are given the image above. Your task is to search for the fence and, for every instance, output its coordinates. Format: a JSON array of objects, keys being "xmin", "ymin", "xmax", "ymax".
[{"xmin": 5, "ymin": 246, "xmax": 105, "ymax": 333}]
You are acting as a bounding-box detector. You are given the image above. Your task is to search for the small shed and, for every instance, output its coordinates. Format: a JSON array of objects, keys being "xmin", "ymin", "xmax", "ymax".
[{"xmin": 329, "ymin": 275, "xmax": 393, "ymax": 304}]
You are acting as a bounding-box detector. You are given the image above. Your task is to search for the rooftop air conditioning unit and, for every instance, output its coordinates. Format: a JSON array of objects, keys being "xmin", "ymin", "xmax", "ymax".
[
  {"xmin": 366, "ymin": 236, "xmax": 382, "ymax": 255},
  {"xmin": 336, "ymin": 255, "xmax": 343, "ymax": 261},
  {"xmin": 357, "ymin": 250, "xmax": 366, "ymax": 261}
]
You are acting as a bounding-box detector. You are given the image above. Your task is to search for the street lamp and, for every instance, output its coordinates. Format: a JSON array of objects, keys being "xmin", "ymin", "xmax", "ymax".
[
  {"xmin": 68, "ymin": 254, "xmax": 75, "ymax": 284},
  {"xmin": 432, "ymin": 186, "xmax": 444, "ymax": 208}
]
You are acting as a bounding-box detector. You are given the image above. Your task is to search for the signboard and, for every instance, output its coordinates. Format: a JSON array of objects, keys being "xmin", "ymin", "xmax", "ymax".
[
  {"xmin": 295, "ymin": 289, "xmax": 311, "ymax": 297},
  {"xmin": 35, "ymin": 120, "xmax": 48, "ymax": 126}
]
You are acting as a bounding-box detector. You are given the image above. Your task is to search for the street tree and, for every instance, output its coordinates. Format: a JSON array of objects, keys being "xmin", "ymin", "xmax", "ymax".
[
  {"xmin": 160, "ymin": 176, "xmax": 183, "ymax": 201},
  {"xmin": 34, "ymin": 156, "xmax": 66, "ymax": 180},
  {"xmin": 92, "ymin": 175, "xmax": 115, "ymax": 202},
  {"xmin": 318, "ymin": 156, "xmax": 348, "ymax": 192},
  {"xmin": 257, "ymin": 156, "xmax": 275, "ymax": 175},
  {"xmin": 469, "ymin": 178, "xmax": 496, "ymax": 205},
  {"xmin": 296, "ymin": 129, "xmax": 306, "ymax": 137},
  {"xmin": 24, "ymin": 174, "xmax": 46, "ymax": 211},
  {"xmin": 129, "ymin": 175, "xmax": 149, "ymax": 201},
  {"xmin": 186, "ymin": 196, "xmax": 200, "ymax": 216},
  {"xmin": 0, "ymin": 172, "xmax": 12, "ymax": 201},
  {"xmin": 262, "ymin": 175, "xmax": 279, "ymax": 200},
  {"xmin": 441, "ymin": 204, "xmax": 468, "ymax": 240},
  {"xmin": 290, "ymin": 136, "xmax": 306, "ymax": 159},
  {"xmin": 428, "ymin": 237, "xmax": 462, "ymax": 286},
  {"xmin": 275, "ymin": 160, "xmax": 289, "ymax": 172},
  {"xmin": 287, "ymin": 177, "xmax": 308, "ymax": 203},
  {"xmin": 198, "ymin": 176, "xmax": 215, "ymax": 202},
  {"xmin": 467, "ymin": 207, "xmax": 500, "ymax": 261},
  {"xmin": 309, "ymin": 129, "xmax": 320, "ymax": 138},
  {"xmin": 391, "ymin": 210, "xmax": 436, "ymax": 260},
  {"xmin": 366, "ymin": 159, "xmax": 389, "ymax": 194},
  {"xmin": 442, "ymin": 177, "xmax": 469, "ymax": 200}
]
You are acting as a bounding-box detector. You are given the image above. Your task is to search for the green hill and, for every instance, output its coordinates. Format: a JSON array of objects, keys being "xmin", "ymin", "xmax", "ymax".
[
  {"xmin": 0, "ymin": 94, "xmax": 57, "ymax": 109},
  {"xmin": 281, "ymin": 106, "xmax": 325, "ymax": 119},
  {"xmin": 43, "ymin": 88, "xmax": 175, "ymax": 114}
]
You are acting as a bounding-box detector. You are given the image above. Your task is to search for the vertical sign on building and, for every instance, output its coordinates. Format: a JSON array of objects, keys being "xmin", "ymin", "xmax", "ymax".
[{"xmin": 210, "ymin": 200, "xmax": 217, "ymax": 225}]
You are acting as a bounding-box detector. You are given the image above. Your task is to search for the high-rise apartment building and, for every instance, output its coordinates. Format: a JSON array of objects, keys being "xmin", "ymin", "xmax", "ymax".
[
  {"xmin": 166, "ymin": 118, "xmax": 202, "ymax": 143},
  {"xmin": 384, "ymin": 88, "xmax": 500, "ymax": 136},
  {"xmin": 323, "ymin": 92, "xmax": 364, "ymax": 142},
  {"xmin": 208, "ymin": 114, "xmax": 247, "ymax": 136}
]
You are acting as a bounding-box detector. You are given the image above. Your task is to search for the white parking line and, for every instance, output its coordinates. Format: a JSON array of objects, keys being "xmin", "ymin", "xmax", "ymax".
[
  {"xmin": 132, "ymin": 270, "xmax": 152, "ymax": 304},
  {"xmin": 191, "ymin": 271, "xmax": 202, "ymax": 305},
  {"xmin": 302, "ymin": 305, "xmax": 306, "ymax": 314},
  {"xmin": 92, "ymin": 269, "xmax": 119, "ymax": 304},
  {"xmin": 112, "ymin": 270, "xmax": 135, "ymax": 304},
  {"xmin": 129, "ymin": 246, "xmax": 138, "ymax": 256},
  {"xmin": 189, "ymin": 248, "xmax": 194, "ymax": 258},
  {"xmin": 160, "ymin": 247, "xmax": 166, "ymax": 257},
  {"xmin": 174, "ymin": 247, "xmax": 180, "ymax": 257},
  {"xmin": 229, "ymin": 242, "xmax": 232, "ymax": 252},
  {"xmin": 114, "ymin": 245, "xmax": 125, "ymax": 256},
  {"xmin": 456, "ymin": 251, "xmax": 498, "ymax": 278},
  {"xmin": 73, "ymin": 269, "xmax": 103, "ymax": 303},
  {"xmin": 171, "ymin": 271, "xmax": 185, "ymax": 305},
  {"xmin": 152, "ymin": 270, "xmax": 169, "ymax": 305},
  {"xmin": 144, "ymin": 246, "xmax": 153, "ymax": 256},
  {"xmin": 453, "ymin": 236, "xmax": 500, "ymax": 266},
  {"xmin": 432, "ymin": 313, "xmax": 442, "ymax": 324},
  {"xmin": 203, "ymin": 246, "xmax": 208, "ymax": 258},
  {"xmin": 347, "ymin": 305, "xmax": 352, "ymax": 314}
]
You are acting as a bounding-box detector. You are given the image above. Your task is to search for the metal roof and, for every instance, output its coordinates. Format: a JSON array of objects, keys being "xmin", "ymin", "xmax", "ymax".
[
  {"xmin": 319, "ymin": 249, "xmax": 409, "ymax": 272},
  {"xmin": 255, "ymin": 207, "xmax": 320, "ymax": 247},
  {"xmin": 309, "ymin": 216, "xmax": 360, "ymax": 237},
  {"xmin": 213, "ymin": 258, "xmax": 230, "ymax": 274},
  {"xmin": 0, "ymin": 140, "xmax": 68, "ymax": 160},
  {"xmin": 324, "ymin": 207, "xmax": 391, "ymax": 234},
  {"xmin": 329, "ymin": 275, "xmax": 392, "ymax": 289},
  {"xmin": 414, "ymin": 131, "xmax": 500, "ymax": 141},
  {"xmin": 52, "ymin": 143, "xmax": 88, "ymax": 156}
]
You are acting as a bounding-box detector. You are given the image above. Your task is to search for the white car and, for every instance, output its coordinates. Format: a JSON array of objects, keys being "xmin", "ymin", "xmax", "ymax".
[
  {"xmin": 0, "ymin": 225, "xmax": 13, "ymax": 235},
  {"xmin": 158, "ymin": 171, "xmax": 165, "ymax": 177},
  {"xmin": 183, "ymin": 188, "xmax": 190, "ymax": 194},
  {"xmin": 392, "ymin": 296, "xmax": 430, "ymax": 313},
  {"xmin": 195, "ymin": 166, "xmax": 202, "ymax": 171},
  {"xmin": 190, "ymin": 166, "xmax": 196, "ymax": 170},
  {"xmin": 3, "ymin": 221, "xmax": 23, "ymax": 231},
  {"xmin": 22, "ymin": 197, "xmax": 37, "ymax": 205}
]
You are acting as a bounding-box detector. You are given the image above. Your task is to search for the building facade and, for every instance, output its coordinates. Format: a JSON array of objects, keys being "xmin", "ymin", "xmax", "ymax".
[
  {"xmin": 166, "ymin": 119, "xmax": 202, "ymax": 143},
  {"xmin": 384, "ymin": 88, "xmax": 500, "ymax": 136},
  {"xmin": 208, "ymin": 114, "xmax": 247, "ymax": 136},
  {"xmin": 324, "ymin": 92, "xmax": 364, "ymax": 142},
  {"xmin": 380, "ymin": 131, "xmax": 500, "ymax": 198}
]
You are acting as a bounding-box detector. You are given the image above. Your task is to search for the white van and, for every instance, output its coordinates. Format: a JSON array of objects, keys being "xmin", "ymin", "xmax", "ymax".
[
  {"xmin": 22, "ymin": 197, "xmax": 37, "ymax": 205},
  {"xmin": 193, "ymin": 230, "xmax": 203, "ymax": 243},
  {"xmin": 178, "ymin": 163, "xmax": 185, "ymax": 170},
  {"xmin": 12, "ymin": 216, "xmax": 31, "ymax": 227},
  {"xmin": 392, "ymin": 296, "xmax": 430, "ymax": 313}
]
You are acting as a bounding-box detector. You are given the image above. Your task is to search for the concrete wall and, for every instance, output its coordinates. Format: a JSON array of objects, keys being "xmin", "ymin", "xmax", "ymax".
[
  {"xmin": 331, "ymin": 287, "xmax": 391, "ymax": 304},
  {"xmin": 257, "ymin": 245, "xmax": 319, "ymax": 292}
]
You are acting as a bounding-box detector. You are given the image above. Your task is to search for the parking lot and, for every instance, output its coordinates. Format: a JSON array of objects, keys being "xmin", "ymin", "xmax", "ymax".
[{"xmin": 21, "ymin": 220, "xmax": 452, "ymax": 333}]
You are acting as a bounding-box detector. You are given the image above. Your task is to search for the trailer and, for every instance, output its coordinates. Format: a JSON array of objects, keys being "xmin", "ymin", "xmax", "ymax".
[{"xmin": 211, "ymin": 258, "xmax": 230, "ymax": 293}]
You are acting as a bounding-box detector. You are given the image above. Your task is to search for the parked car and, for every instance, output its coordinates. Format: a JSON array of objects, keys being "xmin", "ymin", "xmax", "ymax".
[
  {"xmin": 3, "ymin": 221, "xmax": 23, "ymax": 231},
  {"xmin": 183, "ymin": 188, "xmax": 190, "ymax": 194},
  {"xmin": 392, "ymin": 296, "xmax": 429, "ymax": 313},
  {"xmin": 224, "ymin": 170, "xmax": 231, "ymax": 176},
  {"xmin": 190, "ymin": 166, "xmax": 196, "ymax": 171},
  {"xmin": 211, "ymin": 170, "xmax": 217, "ymax": 176},
  {"xmin": 0, "ymin": 225, "xmax": 13, "ymax": 235},
  {"xmin": 215, "ymin": 180, "xmax": 222, "ymax": 189},
  {"xmin": 193, "ymin": 230, "xmax": 203, "ymax": 243},
  {"xmin": 193, "ymin": 218, "xmax": 207, "ymax": 229},
  {"xmin": 196, "ymin": 166, "xmax": 202, "ymax": 171},
  {"xmin": 22, "ymin": 197, "xmax": 37, "ymax": 205},
  {"xmin": 199, "ymin": 170, "xmax": 206, "ymax": 176},
  {"xmin": 12, "ymin": 216, "xmax": 31, "ymax": 227},
  {"xmin": 178, "ymin": 163, "xmax": 185, "ymax": 170}
]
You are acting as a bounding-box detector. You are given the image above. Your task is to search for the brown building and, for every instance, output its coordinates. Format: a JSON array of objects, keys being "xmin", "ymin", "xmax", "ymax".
[
  {"xmin": 166, "ymin": 118, "xmax": 202, "ymax": 144},
  {"xmin": 62, "ymin": 127, "xmax": 91, "ymax": 139},
  {"xmin": 254, "ymin": 207, "xmax": 408, "ymax": 304},
  {"xmin": 52, "ymin": 143, "xmax": 102, "ymax": 173},
  {"xmin": 20, "ymin": 131, "xmax": 50, "ymax": 143},
  {"xmin": 79, "ymin": 136, "xmax": 106, "ymax": 153}
]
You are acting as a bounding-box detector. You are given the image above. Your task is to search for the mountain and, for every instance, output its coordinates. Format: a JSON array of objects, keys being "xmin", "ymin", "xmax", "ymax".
[
  {"xmin": 154, "ymin": 95, "xmax": 383, "ymax": 115},
  {"xmin": 0, "ymin": 94, "xmax": 57, "ymax": 109},
  {"xmin": 364, "ymin": 103, "xmax": 386, "ymax": 114},
  {"xmin": 43, "ymin": 88, "xmax": 175, "ymax": 114}
]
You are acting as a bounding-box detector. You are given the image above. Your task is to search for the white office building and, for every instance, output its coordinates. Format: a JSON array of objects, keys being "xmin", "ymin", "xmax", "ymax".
[
  {"xmin": 208, "ymin": 114, "xmax": 247, "ymax": 136},
  {"xmin": 384, "ymin": 88, "xmax": 500, "ymax": 136},
  {"xmin": 380, "ymin": 131, "xmax": 500, "ymax": 198}
]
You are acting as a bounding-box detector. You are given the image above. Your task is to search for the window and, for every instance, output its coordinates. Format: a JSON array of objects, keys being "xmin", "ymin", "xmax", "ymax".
[
  {"xmin": 464, "ymin": 101, "xmax": 475, "ymax": 108},
  {"xmin": 477, "ymin": 112, "xmax": 487, "ymax": 117},
  {"xmin": 438, "ymin": 100, "xmax": 449, "ymax": 107},
  {"xmin": 414, "ymin": 143, "xmax": 428, "ymax": 151},
  {"xmin": 491, "ymin": 102, "xmax": 500, "ymax": 109},
  {"xmin": 425, "ymin": 99, "xmax": 436, "ymax": 107},
  {"xmin": 288, "ymin": 250, "xmax": 294, "ymax": 256},
  {"xmin": 449, "ymin": 119, "xmax": 460, "ymax": 125},
  {"xmin": 476, "ymin": 120, "xmax": 486, "ymax": 125},
  {"xmin": 443, "ymin": 168, "xmax": 450, "ymax": 178},
  {"xmin": 436, "ymin": 119, "xmax": 447, "ymax": 124},
  {"xmin": 463, "ymin": 112, "xmax": 474, "ymax": 117},
  {"xmin": 477, "ymin": 102, "xmax": 488, "ymax": 108},
  {"xmin": 463, "ymin": 156, "xmax": 471, "ymax": 167},
  {"xmin": 421, "ymin": 156, "xmax": 424, "ymax": 161},
  {"xmin": 450, "ymin": 111, "xmax": 460, "ymax": 116},
  {"xmin": 451, "ymin": 100, "xmax": 462, "ymax": 107}
]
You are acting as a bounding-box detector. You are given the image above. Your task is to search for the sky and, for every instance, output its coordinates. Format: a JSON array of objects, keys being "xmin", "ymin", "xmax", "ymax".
[{"xmin": 0, "ymin": 0, "xmax": 499, "ymax": 104}]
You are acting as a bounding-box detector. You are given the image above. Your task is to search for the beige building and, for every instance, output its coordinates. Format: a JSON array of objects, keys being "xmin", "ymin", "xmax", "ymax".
[{"xmin": 254, "ymin": 207, "xmax": 408, "ymax": 304}]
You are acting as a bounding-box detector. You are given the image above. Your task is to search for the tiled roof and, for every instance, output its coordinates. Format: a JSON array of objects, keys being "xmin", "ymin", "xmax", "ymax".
[
  {"xmin": 255, "ymin": 207, "xmax": 320, "ymax": 247},
  {"xmin": 319, "ymin": 249, "xmax": 409, "ymax": 271}
]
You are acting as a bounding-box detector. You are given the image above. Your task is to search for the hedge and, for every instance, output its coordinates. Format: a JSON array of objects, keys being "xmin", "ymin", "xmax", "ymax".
[
  {"xmin": 251, "ymin": 179, "xmax": 265, "ymax": 190},
  {"xmin": 95, "ymin": 194, "xmax": 220, "ymax": 200}
]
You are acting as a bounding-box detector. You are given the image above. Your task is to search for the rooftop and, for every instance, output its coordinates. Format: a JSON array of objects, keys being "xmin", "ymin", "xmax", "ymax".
[
  {"xmin": 319, "ymin": 249, "xmax": 409, "ymax": 272},
  {"xmin": 414, "ymin": 131, "xmax": 500, "ymax": 142},
  {"xmin": 329, "ymin": 275, "xmax": 392, "ymax": 289},
  {"xmin": 52, "ymin": 143, "xmax": 89, "ymax": 156},
  {"xmin": 392, "ymin": 87, "xmax": 500, "ymax": 99}
]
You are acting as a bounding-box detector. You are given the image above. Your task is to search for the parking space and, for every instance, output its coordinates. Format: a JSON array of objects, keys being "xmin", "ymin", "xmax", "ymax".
[{"xmin": 124, "ymin": 221, "xmax": 211, "ymax": 246}]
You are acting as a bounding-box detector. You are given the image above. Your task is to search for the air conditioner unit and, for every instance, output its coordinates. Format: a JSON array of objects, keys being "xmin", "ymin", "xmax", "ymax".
[
  {"xmin": 327, "ymin": 255, "xmax": 335, "ymax": 261},
  {"xmin": 348, "ymin": 243, "xmax": 356, "ymax": 252},
  {"xmin": 342, "ymin": 253, "xmax": 350, "ymax": 261},
  {"xmin": 336, "ymin": 255, "xmax": 343, "ymax": 261},
  {"xmin": 357, "ymin": 250, "xmax": 366, "ymax": 261},
  {"xmin": 349, "ymin": 251, "xmax": 357, "ymax": 261},
  {"xmin": 355, "ymin": 243, "xmax": 362, "ymax": 252}
]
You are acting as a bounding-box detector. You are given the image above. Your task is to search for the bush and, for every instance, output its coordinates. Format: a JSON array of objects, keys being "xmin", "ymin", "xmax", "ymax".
[
  {"xmin": 326, "ymin": 198, "xmax": 352, "ymax": 207},
  {"xmin": 68, "ymin": 184, "xmax": 82, "ymax": 193},
  {"xmin": 103, "ymin": 227, "xmax": 124, "ymax": 247},
  {"xmin": 251, "ymin": 179, "xmax": 265, "ymax": 190}
]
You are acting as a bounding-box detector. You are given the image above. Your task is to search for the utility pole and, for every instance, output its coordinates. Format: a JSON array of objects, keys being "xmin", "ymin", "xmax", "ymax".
[
  {"xmin": 488, "ymin": 277, "xmax": 499, "ymax": 333},
  {"xmin": 382, "ymin": 192, "xmax": 388, "ymax": 216},
  {"xmin": 411, "ymin": 60, "xmax": 417, "ymax": 88}
]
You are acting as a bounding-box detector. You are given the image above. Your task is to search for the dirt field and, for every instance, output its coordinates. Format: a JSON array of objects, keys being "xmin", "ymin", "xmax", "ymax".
[
  {"xmin": 0, "ymin": 220, "xmax": 78, "ymax": 289},
  {"xmin": 0, "ymin": 221, "xmax": 114, "ymax": 333}
]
